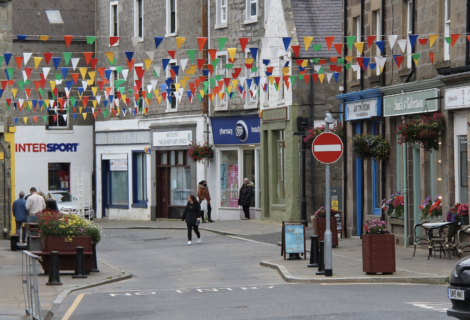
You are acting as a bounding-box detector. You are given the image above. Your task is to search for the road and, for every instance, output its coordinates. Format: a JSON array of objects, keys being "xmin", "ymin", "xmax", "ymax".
[{"xmin": 52, "ymin": 228, "xmax": 452, "ymax": 320}]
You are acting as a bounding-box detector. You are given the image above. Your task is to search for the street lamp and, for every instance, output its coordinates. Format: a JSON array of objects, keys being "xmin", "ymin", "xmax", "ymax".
[{"xmin": 324, "ymin": 111, "xmax": 335, "ymax": 277}]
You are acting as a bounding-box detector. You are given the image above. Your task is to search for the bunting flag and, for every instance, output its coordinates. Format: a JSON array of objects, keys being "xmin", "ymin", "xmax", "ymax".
[
  {"xmin": 325, "ymin": 36, "xmax": 335, "ymax": 50},
  {"xmin": 239, "ymin": 38, "xmax": 249, "ymax": 52},
  {"xmin": 429, "ymin": 34, "xmax": 438, "ymax": 48},
  {"xmin": 367, "ymin": 36, "xmax": 376, "ymax": 48},
  {"xmin": 303, "ymin": 37, "xmax": 314, "ymax": 51},
  {"xmin": 197, "ymin": 37, "xmax": 207, "ymax": 52},
  {"xmin": 387, "ymin": 35, "xmax": 398, "ymax": 49},
  {"xmin": 451, "ymin": 33, "xmax": 460, "ymax": 47},
  {"xmin": 110, "ymin": 36, "xmax": 119, "ymax": 46},
  {"xmin": 176, "ymin": 37, "xmax": 186, "ymax": 49},
  {"xmin": 63, "ymin": 35, "xmax": 73, "ymax": 48},
  {"xmin": 354, "ymin": 42, "xmax": 364, "ymax": 55},
  {"xmin": 154, "ymin": 36, "xmax": 164, "ymax": 49}
]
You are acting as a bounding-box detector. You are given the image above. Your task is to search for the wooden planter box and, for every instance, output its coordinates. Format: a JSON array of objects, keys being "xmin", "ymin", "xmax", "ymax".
[
  {"xmin": 39, "ymin": 236, "xmax": 93, "ymax": 273},
  {"xmin": 362, "ymin": 234, "xmax": 396, "ymax": 274},
  {"xmin": 314, "ymin": 217, "xmax": 339, "ymax": 247}
]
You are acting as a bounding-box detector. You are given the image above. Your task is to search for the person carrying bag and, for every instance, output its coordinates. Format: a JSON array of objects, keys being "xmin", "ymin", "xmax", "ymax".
[{"xmin": 197, "ymin": 180, "xmax": 214, "ymax": 223}]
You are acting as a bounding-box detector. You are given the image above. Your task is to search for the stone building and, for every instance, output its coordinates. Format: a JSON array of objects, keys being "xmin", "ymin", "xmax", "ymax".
[{"xmin": 340, "ymin": 0, "xmax": 470, "ymax": 245}]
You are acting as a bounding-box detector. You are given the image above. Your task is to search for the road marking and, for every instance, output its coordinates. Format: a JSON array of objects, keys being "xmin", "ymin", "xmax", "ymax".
[
  {"xmin": 406, "ymin": 302, "xmax": 451, "ymax": 313},
  {"xmin": 62, "ymin": 293, "xmax": 86, "ymax": 320},
  {"xmin": 109, "ymin": 286, "xmax": 276, "ymax": 296}
]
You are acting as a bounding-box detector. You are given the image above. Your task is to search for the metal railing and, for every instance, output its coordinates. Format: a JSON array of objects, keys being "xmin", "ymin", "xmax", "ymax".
[{"xmin": 22, "ymin": 251, "xmax": 43, "ymax": 320}]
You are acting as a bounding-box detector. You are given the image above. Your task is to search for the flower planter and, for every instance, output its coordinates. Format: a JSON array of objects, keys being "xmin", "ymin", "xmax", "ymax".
[
  {"xmin": 40, "ymin": 236, "xmax": 93, "ymax": 273},
  {"xmin": 362, "ymin": 234, "xmax": 396, "ymax": 274},
  {"xmin": 416, "ymin": 128, "xmax": 440, "ymax": 139},
  {"xmin": 362, "ymin": 145, "xmax": 372, "ymax": 153},
  {"xmin": 313, "ymin": 217, "xmax": 338, "ymax": 247},
  {"xmin": 459, "ymin": 216, "xmax": 469, "ymax": 226}
]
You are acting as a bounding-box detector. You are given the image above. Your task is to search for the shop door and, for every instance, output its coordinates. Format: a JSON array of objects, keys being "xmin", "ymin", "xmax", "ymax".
[
  {"xmin": 413, "ymin": 147, "xmax": 421, "ymax": 234},
  {"xmin": 157, "ymin": 167, "xmax": 169, "ymax": 218},
  {"xmin": 459, "ymin": 136, "xmax": 468, "ymax": 203},
  {"xmin": 101, "ymin": 160, "xmax": 110, "ymax": 217}
]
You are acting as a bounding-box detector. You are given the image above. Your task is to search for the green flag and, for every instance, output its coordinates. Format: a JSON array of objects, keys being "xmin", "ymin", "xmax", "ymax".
[
  {"xmin": 312, "ymin": 44, "xmax": 322, "ymax": 52},
  {"xmin": 187, "ymin": 50, "xmax": 197, "ymax": 63},
  {"xmin": 63, "ymin": 52, "xmax": 72, "ymax": 66},
  {"xmin": 346, "ymin": 36, "xmax": 357, "ymax": 50},
  {"xmin": 103, "ymin": 109, "xmax": 108, "ymax": 118},
  {"xmin": 218, "ymin": 37, "xmax": 228, "ymax": 51},
  {"xmin": 87, "ymin": 36, "xmax": 97, "ymax": 45}
]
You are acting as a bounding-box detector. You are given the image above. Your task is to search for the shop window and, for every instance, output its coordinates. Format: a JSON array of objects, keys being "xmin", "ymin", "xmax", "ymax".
[
  {"xmin": 275, "ymin": 130, "xmax": 286, "ymax": 204},
  {"xmin": 170, "ymin": 151, "xmax": 190, "ymax": 205},
  {"xmin": 48, "ymin": 163, "xmax": 70, "ymax": 192},
  {"xmin": 110, "ymin": 159, "xmax": 129, "ymax": 207},
  {"xmin": 132, "ymin": 151, "xmax": 147, "ymax": 207},
  {"xmin": 220, "ymin": 150, "xmax": 239, "ymax": 207}
]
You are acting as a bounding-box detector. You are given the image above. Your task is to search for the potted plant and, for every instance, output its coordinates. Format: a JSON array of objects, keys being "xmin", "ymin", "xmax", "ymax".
[
  {"xmin": 188, "ymin": 141, "xmax": 214, "ymax": 163},
  {"xmin": 352, "ymin": 133, "xmax": 390, "ymax": 161},
  {"xmin": 303, "ymin": 122, "xmax": 343, "ymax": 145},
  {"xmin": 446, "ymin": 203, "xmax": 462, "ymax": 223},
  {"xmin": 362, "ymin": 220, "xmax": 396, "ymax": 275},
  {"xmin": 396, "ymin": 112, "xmax": 445, "ymax": 152},
  {"xmin": 419, "ymin": 195, "xmax": 442, "ymax": 221},
  {"xmin": 382, "ymin": 192, "xmax": 404, "ymax": 218},
  {"xmin": 457, "ymin": 203, "xmax": 469, "ymax": 225},
  {"xmin": 313, "ymin": 206, "xmax": 338, "ymax": 247}
]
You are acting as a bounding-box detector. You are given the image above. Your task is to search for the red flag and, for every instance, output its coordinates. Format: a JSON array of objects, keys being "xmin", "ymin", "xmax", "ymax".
[
  {"xmin": 97, "ymin": 67, "xmax": 106, "ymax": 80},
  {"xmin": 109, "ymin": 36, "xmax": 119, "ymax": 46},
  {"xmin": 24, "ymin": 68, "xmax": 33, "ymax": 79},
  {"xmin": 135, "ymin": 66, "xmax": 145, "ymax": 79},
  {"xmin": 451, "ymin": 34, "xmax": 461, "ymax": 47},
  {"xmin": 394, "ymin": 55, "xmax": 404, "ymax": 68},
  {"xmin": 333, "ymin": 43, "xmax": 343, "ymax": 56},
  {"xmin": 291, "ymin": 45, "xmax": 300, "ymax": 58},
  {"xmin": 208, "ymin": 49, "xmax": 217, "ymax": 61},
  {"xmin": 197, "ymin": 37, "xmax": 207, "ymax": 52},
  {"xmin": 232, "ymin": 67, "xmax": 242, "ymax": 78},
  {"xmin": 367, "ymin": 36, "xmax": 376, "ymax": 48},
  {"xmin": 127, "ymin": 58, "xmax": 135, "ymax": 71},
  {"xmin": 83, "ymin": 52, "xmax": 93, "ymax": 65},
  {"xmin": 71, "ymin": 73, "xmax": 79, "ymax": 84},
  {"xmin": 239, "ymin": 38, "xmax": 249, "ymax": 52},
  {"xmin": 197, "ymin": 59, "xmax": 206, "ymax": 71},
  {"xmin": 90, "ymin": 58, "xmax": 98, "ymax": 71},
  {"xmin": 15, "ymin": 57, "xmax": 23, "ymax": 70},
  {"xmin": 167, "ymin": 50, "xmax": 176, "ymax": 59},
  {"xmin": 429, "ymin": 52, "xmax": 434, "ymax": 64},
  {"xmin": 63, "ymin": 35, "xmax": 73, "ymax": 48},
  {"xmin": 418, "ymin": 38, "xmax": 428, "ymax": 45},
  {"xmin": 44, "ymin": 53, "xmax": 53, "ymax": 65},
  {"xmin": 98, "ymin": 80, "xmax": 104, "ymax": 91},
  {"xmin": 325, "ymin": 36, "xmax": 335, "ymax": 50}
]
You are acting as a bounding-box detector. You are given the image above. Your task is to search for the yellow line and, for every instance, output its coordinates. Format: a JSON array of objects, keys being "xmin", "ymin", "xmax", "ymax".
[{"xmin": 62, "ymin": 293, "xmax": 86, "ymax": 320}]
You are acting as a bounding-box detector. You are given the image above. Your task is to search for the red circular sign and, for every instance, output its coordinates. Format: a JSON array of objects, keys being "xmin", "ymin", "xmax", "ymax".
[{"xmin": 312, "ymin": 132, "xmax": 343, "ymax": 164}]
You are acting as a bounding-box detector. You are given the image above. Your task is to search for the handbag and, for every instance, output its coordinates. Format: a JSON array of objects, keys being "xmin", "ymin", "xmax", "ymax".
[{"xmin": 200, "ymin": 199, "xmax": 208, "ymax": 211}]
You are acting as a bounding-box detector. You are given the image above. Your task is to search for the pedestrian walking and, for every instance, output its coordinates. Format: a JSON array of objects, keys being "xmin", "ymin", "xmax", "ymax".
[
  {"xmin": 12, "ymin": 191, "xmax": 28, "ymax": 242},
  {"xmin": 197, "ymin": 180, "xmax": 214, "ymax": 223},
  {"xmin": 45, "ymin": 193, "xmax": 59, "ymax": 211},
  {"xmin": 25, "ymin": 187, "xmax": 45, "ymax": 222},
  {"xmin": 238, "ymin": 178, "xmax": 254, "ymax": 220},
  {"xmin": 182, "ymin": 195, "xmax": 202, "ymax": 245}
]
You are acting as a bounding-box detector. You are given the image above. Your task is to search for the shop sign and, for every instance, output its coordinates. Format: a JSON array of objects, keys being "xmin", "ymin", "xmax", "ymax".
[
  {"xmin": 15, "ymin": 143, "xmax": 79, "ymax": 152},
  {"xmin": 152, "ymin": 130, "xmax": 192, "ymax": 147},
  {"xmin": 345, "ymin": 99, "xmax": 379, "ymax": 120},
  {"xmin": 445, "ymin": 86, "xmax": 470, "ymax": 110},
  {"xmin": 211, "ymin": 114, "xmax": 260, "ymax": 145},
  {"xmin": 262, "ymin": 107, "xmax": 288, "ymax": 122},
  {"xmin": 110, "ymin": 159, "xmax": 127, "ymax": 171},
  {"xmin": 383, "ymin": 89, "xmax": 439, "ymax": 117}
]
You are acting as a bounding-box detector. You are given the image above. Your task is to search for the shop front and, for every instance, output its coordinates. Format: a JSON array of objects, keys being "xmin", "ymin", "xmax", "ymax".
[
  {"xmin": 209, "ymin": 114, "xmax": 261, "ymax": 220},
  {"xmin": 336, "ymin": 89, "xmax": 383, "ymax": 237}
]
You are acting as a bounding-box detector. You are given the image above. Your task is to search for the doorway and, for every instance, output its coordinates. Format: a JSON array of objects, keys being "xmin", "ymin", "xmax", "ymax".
[
  {"xmin": 413, "ymin": 147, "xmax": 421, "ymax": 232},
  {"xmin": 459, "ymin": 135, "xmax": 468, "ymax": 203}
]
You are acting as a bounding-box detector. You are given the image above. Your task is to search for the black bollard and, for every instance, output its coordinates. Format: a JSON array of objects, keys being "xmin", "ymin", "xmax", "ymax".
[
  {"xmin": 91, "ymin": 243, "xmax": 100, "ymax": 272},
  {"xmin": 308, "ymin": 235, "xmax": 319, "ymax": 267},
  {"xmin": 315, "ymin": 241, "xmax": 325, "ymax": 275},
  {"xmin": 72, "ymin": 247, "xmax": 88, "ymax": 279},
  {"xmin": 46, "ymin": 251, "xmax": 62, "ymax": 285}
]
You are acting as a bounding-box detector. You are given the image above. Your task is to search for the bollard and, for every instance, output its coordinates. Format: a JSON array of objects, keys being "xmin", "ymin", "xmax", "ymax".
[
  {"xmin": 315, "ymin": 241, "xmax": 325, "ymax": 275},
  {"xmin": 72, "ymin": 247, "xmax": 88, "ymax": 279},
  {"xmin": 91, "ymin": 243, "xmax": 100, "ymax": 272},
  {"xmin": 308, "ymin": 235, "xmax": 319, "ymax": 267},
  {"xmin": 46, "ymin": 251, "xmax": 62, "ymax": 285}
]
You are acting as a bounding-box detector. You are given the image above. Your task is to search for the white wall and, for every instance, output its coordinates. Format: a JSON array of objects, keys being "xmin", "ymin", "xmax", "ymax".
[{"xmin": 14, "ymin": 126, "xmax": 93, "ymax": 197}]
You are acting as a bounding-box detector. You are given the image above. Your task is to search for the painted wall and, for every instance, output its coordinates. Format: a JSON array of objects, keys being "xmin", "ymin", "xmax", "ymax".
[{"xmin": 14, "ymin": 126, "xmax": 93, "ymax": 197}]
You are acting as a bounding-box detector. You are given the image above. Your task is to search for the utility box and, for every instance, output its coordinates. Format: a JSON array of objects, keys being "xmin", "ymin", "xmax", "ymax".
[{"xmin": 327, "ymin": 187, "xmax": 342, "ymax": 211}]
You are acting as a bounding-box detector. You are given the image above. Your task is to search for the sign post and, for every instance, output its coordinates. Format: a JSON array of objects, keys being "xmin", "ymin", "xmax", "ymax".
[{"xmin": 312, "ymin": 114, "xmax": 343, "ymax": 277}]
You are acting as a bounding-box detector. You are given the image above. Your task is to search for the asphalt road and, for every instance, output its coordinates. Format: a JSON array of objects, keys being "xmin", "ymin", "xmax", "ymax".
[{"xmin": 51, "ymin": 228, "xmax": 453, "ymax": 320}]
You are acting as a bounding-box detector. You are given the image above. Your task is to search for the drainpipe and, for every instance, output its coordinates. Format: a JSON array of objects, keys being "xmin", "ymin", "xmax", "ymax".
[
  {"xmin": 404, "ymin": 0, "xmax": 416, "ymax": 83},
  {"xmin": 360, "ymin": 0, "xmax": 364, "ymax": 90},
  {"xmin": 402, "ymin": 116, "xmax": 408, "ymax": 247},
  {"xmin": 381, "ymin": 0, "xmax": 386, "ymax": 86},
  {"xmin": 310, "ymin": 62, "xmax": 314, "ymax": 215},
  {"xmin": 342, "ymin": 0, "xmax": 348, "ymax": 236},
  {"xmin": 466, "ymin": 0, "xmax": 470, "ymax": 65}
]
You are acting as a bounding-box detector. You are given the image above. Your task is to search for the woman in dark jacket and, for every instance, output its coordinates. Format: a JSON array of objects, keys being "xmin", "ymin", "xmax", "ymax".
[
  {"xmin": 45, "ymin": 193, "xmax": 59, "ymax": 211},
  {"xmin": 238, "ymin": 178, "xmax": 254, "ymax": 220},
  {"xmin": 182, "ymin": 194, "xmax": 202, "ymax": 245}
]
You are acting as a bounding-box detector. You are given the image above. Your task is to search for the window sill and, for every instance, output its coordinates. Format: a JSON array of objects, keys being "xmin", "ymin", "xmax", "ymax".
[
  {"xmin": 215, "ymin": 104, "xmax": 228, "ymax": 111},
  {"xmin": 244, "ymin": 103, "xmax": 258, "ymax": 110},
  {"xmin": 133, "ymin": 37, "xmax": 144, "ymax": 43},
  {"xmin": 109, "ymin": 205, "xmax": 129, "ymax": 209},
  {"xmin": 277, "ymin": 99, "xmax": 285, "ymax": 106},
  {"xmin": 270, "ymin": 204, "xmax": 285, "ymax": 210},
  {"xmin": 215, "ymin": 23, "xmax": 227, "ymax": 29},
  {"xmin": 132, "ymin": 202, "xmax": 148, "ymax": 208},
  {"xmin": 46, "ymin": 127, "xmax": 73, "ymax": 132},
  {"xmin": 243, "ymin": 18, "xmax": 258, "ymax": 25},
  {"xmin": 108, "ymin": 43, "xmax": 119, "ymax": 48},
  {"xmin": 165, "ymin": 33, "xmax": 177, "ymax": 38},
  {"xmin": 165, "ymin": 108, "xmax": 178, "ymax": 113}
]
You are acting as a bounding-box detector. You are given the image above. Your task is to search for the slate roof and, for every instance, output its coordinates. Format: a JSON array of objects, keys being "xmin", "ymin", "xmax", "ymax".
[
  {"xmin": 12, "ymin": 0, "xmax": 95, "ymax": 38},
  {"xmin": 291, "ymin": 0, "xmax": 343, "ymax": 59}
]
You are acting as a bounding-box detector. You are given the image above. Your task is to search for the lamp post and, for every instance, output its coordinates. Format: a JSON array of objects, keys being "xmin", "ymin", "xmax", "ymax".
[{"xmin": 324, "ymin": 112, "xmax": 335, "ymax": 277}]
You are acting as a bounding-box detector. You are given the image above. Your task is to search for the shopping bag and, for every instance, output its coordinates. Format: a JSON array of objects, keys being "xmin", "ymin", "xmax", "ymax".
[{"xmin": 200, "ymin": 199, "xmax": 208, "ymax": 211}]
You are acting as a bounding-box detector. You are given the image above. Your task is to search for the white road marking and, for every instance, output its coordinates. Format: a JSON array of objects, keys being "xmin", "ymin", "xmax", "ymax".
[
  {"xmin": 406, "ymin": 302, "xmax": 451, "ymax": 313},
  {"xmin": 110, "ymin": 286, "xmax": 276, "ymax": 296}
]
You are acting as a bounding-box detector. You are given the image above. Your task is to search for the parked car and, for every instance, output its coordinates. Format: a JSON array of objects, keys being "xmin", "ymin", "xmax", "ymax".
[
  {"xmin": 25, "ymin": 191, "xmax": 94, "ymax": 220},
  {"xmin": 447, "ymin": 256, "xmax": 470, "ymax": 319}
]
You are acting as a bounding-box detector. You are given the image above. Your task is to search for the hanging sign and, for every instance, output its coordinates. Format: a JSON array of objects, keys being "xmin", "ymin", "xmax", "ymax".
[
  {"xmin": 110, "ymin": 159, "xmax": 127, "ymax": 171},
  {"xmin": 383, "ymin": 89, "xmax": 439, "ymax": 117},
  {"xmin": 345, "ymin": 98, "xmax": 379, "ymax": 120},
  {"xmin": 152, "ymin": 130, "xmax": 192, "ymax": 147},
  {"xmin": 445, "ymin": 86, "xmax": 470, "ymax": 110},
  {"xmin": 211, "ymin": 114, "xmax": 260, "ymax": 145}
]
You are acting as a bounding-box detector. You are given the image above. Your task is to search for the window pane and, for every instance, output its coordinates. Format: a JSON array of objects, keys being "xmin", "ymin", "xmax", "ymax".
[
  {"xmin": 136, "ymin": 153, "xmax": 146, "ymax": 202},
  {"xmin": 170, "ymin": 151, "xmax": 176, "ymax": 165},
  {"xmin": 178, "ymin": 151, "xmax": 184, "ymax": 165},
  {"xmin": 48, "ymin": 163, "xmax": 70, "ymax": 191},
  {"xmin": 220, "ymin": 150, "xmax": 239, "ymax": 207},
  {"xmin": 251, "ymin": 2, "xmax": 256, "ymax": 16},
  {"xmin": 276, "ymin": 131, "xmax": 286, "ymax": 204},
  {"xmin": 170, "ymin": 167, "xmax": 191, "ymax": 205},
  {"xmin": 160, "ymin": 153, "xmax": 167, "ymax": 164},
  {"xmin": 111, "ymin": 171, "xmax": 128, "ymax": 205},
  {"xmin": 460, "ymin": 136, "xmax": 468, "ymax": 203}
]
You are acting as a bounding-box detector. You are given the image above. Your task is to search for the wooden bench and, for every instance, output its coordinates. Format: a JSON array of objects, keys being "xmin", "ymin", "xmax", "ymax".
[{"xmin": 30, "ymin": 251, "xmax": 93, "ymax": 275}]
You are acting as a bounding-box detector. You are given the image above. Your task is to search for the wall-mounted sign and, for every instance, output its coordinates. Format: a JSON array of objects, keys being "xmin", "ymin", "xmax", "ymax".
[
  {"xmin": 383, "ymin": 89, "xmax": 439, "ymax": 117},
  {"xmin": 15, "ymin": 143, "xmax": 79, "ymax": 153},
  {"xmin": 445, "ymin": 86, "xmax": 470, "ymax": 110},
  {"xmin": 345, "ymin": 98, "xmax": 379, "ymax": 120},
  {"xmin": 110, "ymin": 159, "xmax": 128, "ymax": 171},
  {"xmin": 262, "ymin": 106, "xmax": 289, "ymax": 122},
  {"xmin": 153, "ymin": 130, "xmax": 192, "ymax": 147},
  {"xmin": 211, "ymin": 114, "xmax": 260, "ymax": 145}
]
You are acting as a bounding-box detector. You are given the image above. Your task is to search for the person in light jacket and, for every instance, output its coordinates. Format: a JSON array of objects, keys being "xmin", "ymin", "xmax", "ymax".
[
  {"xmin": 182, "ymin": 195, "xmax": 202, "ymax": 245},
  {"xmin": 197, "ymin": 180, "xmax": 214, "ymax": 223},
  {"xmin": 238, "ymin": 178, "xmax": 254, "ymax": 220},
  {"xmin": 25, "ymin": 187, "xmax": 45, "ymax": 222}
]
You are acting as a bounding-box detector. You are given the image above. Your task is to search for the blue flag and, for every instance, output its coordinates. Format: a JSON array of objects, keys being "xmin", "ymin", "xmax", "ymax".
[
  {"xmin": 282, "ymin": 37, "xmax": 292, "ymax": 51},
  {"xmin": 154, "ymin": 37, "xmax": 164, "ymax": 49},
  {"xmin": 53, "ymin": 57, "xmax": 61, "ymax": 70},
  {"xmin": 249, "ymin": 48, "xmax": 258, "ymax": 61},
  {"xmin": 125, "ymin": 51, "xmax": 134, "ymax": 62},
  {"xmin": 4, "ymin": 53, "xmax": 12, "ymax": 66},
  {"xmin": 375, "ymin": 40, "xmax": 385, "ymax": 54},
  {"xmin": 61, "ymin": 67, "xmax": 69, "ymax": 79}
]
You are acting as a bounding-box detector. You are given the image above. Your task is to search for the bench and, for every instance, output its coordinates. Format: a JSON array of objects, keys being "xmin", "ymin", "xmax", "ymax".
[{"xmin": 30, "ymin": 251, "xmax": 93, "ymax": 275}]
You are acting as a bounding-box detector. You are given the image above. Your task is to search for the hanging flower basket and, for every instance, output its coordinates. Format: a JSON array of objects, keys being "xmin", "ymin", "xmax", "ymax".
[
  {"xmin": 419, "ymin": 195, "xmax": 442, "ymax": 220},
  {"xmin": 188, "ymin": 141, "xmax": 214, "ymax": 163},
  {"xmin": 352, "ymin": 133, "xmax": 390, "ymax": 161},
  {"xmin": 303, "ymin": 122, "xmax": 343, "ymax": 145},
  {"xmin": 396, "ymin": 112, "xmax": 445, "ymax": 152}
]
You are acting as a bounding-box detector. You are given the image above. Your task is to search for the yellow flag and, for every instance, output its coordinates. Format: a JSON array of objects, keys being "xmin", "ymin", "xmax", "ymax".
[
  {"xmin": 79, "ymin": 107, "xmax": 83, "ymax": 114},
  {"xmin": 199, "ymin": 90, "xmax": 205, "ymax": 98},
  {"xmin": 227, "ymin": 48, "xmax": 237, "ymax": 61},
  {"xmin": 180, "ymin": 79, "xmax": 187, "ymax": 89},
  {"xmin": 49, "ymin": 81, "xmax": 56, "ymax": 91},
  {"xmin": 176, "ymin": 37, "xmax": 186, "ymax": 50},
  {"xmin": 34, "ymin": 57, "xmax": 42, "ymax": 70},
  {"xmin": 144, "ymin": 59, "xmax": 152, "ymax": 71},
  {"xmin": 268, "ymin": 76, "xmax": 275, "ymax": 85},
  {"xmin": 301, "ymin": 60, "xmax": 308, "ymax": 68},
  {"xmin": 318, "ymin": 74, "xmax": 325, "ymax": 84},
  {"xmin": 79, "ymin": 68, "xmax": 88, "ymax": 79},
  {"xmin": 91, "ymin": 87, "xmax": 98, "ymax": 97},
  {"xmin": 23, "ymin": 117, "xmax": 28, "ymax": 124},
  {"xmin": 105, "ymin": 52, "xmax": 114, "ymax": 63},
  {"xmin": 282, "ymin": 67, "xmax": 289, "ymax": 76},
  {"xmin": 245, "ymin": 58, "xmax": 254, "ymax": 64},
  {"xmin": 82, "ymin": 113, "xmax": 87, "ymax": 120},
  {"xmin": 28, "ymin": 101, "xmax": 32, "ymax": 109},
  {"xmin": 227, "ymin": 86, "xmax": 232, "ymax": 93},
  {"xmin": 174, "ymin": 83, "xmax": 181, "ymax": 91},
  {"xmin": 87, "ymin": 80, "xmax": 94, "ymax": 86},
  {"xmin": 11, "ymin": 88, "xmax": 18, "ymax": 98},
  {"xmin": 304, "ymin": 37, "xmax": 314, "ymax": 51},
  {"xmin": 231, "ymin": 80, "xmax": 238, "ymax": 88},
  {"xmin": 88, "ymin": 71, "xmax": 96, "ymax": 83},
  {"xmin": 354, "ymin": 42, "xmax": 364, "ymax": 55},
  {"xmin": 187, "ymin": 65, "xmax": 197, "ymax": 75},
  {"xmin": 219, "ymin": 92, "xmax": 224, "ymax": 100},
  {"xmin": 122, "ymin": 94, "xmax": 127, "ymax": 103},
  {"xmin": 429, "ymin": 34, "xmax": 439, "ymax": 48},
  {"xmin": 40, "ymin": 35, "xmax": 49, "ymax": 41},
  {"xmin": 156, "ymin": 96, "xmax": 162, "ymax": 104},
  {"xmin": 92, "ymin": 100, "xmax": 97, "ymax": 108},
  {"xmin": 40, "ymin": 106, "xmax": 43, "ymax": 112},
  {"xmin": 345, "ymin": 56, "xmax": 353, "ymax": 62},
  {"xmin": 44, "ymin": 99, "xmax": 50, "ymax": 108}
]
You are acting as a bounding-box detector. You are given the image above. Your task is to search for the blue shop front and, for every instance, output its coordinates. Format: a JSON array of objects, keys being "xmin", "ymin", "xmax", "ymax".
[
  {"xmin": 209, "ymin": 114, "xmax": 261, "ymax": 220},
  {"xmin": 336, "ymin": 89, "xmax": 383, "ymax": 236}
]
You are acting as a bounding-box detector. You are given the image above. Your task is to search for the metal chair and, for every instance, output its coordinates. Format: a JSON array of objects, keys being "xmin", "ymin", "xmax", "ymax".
[
  {"xmin": 443, "ymin": 222, "xmax": 460, "ymax": 260},
  {"xmin": 413, "ymin": 221, "xmax": 430, "ymax": 257},
  {"xmin": 429, "ymin": 222, "xmax": 459, "ymax": 259},
  {"xmin": 457, "ymin": 226, "xmax": 470, "ymax": 259}
]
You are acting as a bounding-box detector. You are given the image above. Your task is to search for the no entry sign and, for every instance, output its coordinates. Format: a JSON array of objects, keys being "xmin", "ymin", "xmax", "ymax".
[{"xmin": 312, "ymin": 132, "xmax": 343, "ymax": 164}]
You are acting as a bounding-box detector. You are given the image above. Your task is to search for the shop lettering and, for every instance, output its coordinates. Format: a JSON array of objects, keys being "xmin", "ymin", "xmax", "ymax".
[
  {"xmin": 156, "ymin": 139, "xmax": 188, "ymax": 145},
  {"xmin": 15, "ymin": 143, "xmax": 79, "ymax": 153},
  {"xmin": 393, "ymin": 97, "xmax": 424, "ymax": 111},
  {"xmin": 353, "ymin": 102, "xmax": 370, "ymax": 112},
  {"xmin": 219, "ymin": 128, "xmax": 233, "ymax": 135},
  {"xmin": 251, "ymin": 126, "xmax": 260, "ymax": 133}
]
